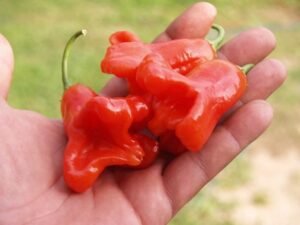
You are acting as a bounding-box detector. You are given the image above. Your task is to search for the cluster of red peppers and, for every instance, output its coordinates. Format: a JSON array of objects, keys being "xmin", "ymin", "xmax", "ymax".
[{"xmin": 61, "ymin": 25, "xmax": 253, "ymax": 192}]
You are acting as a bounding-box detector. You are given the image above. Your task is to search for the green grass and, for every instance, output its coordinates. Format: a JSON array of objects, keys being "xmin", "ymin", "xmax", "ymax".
[{"xmin": 1, "ymin": 0, "xmax": 300, "ymax": 224}]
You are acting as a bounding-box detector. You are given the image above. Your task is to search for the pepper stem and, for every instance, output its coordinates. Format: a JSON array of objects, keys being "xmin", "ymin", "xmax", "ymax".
[
  {"xmin": 62, "ymin": 29, "xmax": 87, "ymax": 90},
  {"xmin": 241, "ymin": 64, "xmax": 255, "ymax": 74},
  {"xmin": 207, "ymin": 24, "xmax": 225, "ymax": 50}
]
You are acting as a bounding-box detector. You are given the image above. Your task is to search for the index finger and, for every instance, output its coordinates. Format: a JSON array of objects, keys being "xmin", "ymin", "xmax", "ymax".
[{"xmin": 100, "ymin": 2, "xmax": 217, "ymax": 96}]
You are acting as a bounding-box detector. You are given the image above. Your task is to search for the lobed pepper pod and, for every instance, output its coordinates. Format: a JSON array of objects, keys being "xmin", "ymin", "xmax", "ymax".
[
  {"xmin": 100, "ymin": 25, "xmax": 224, "ymax": 94},
  {"xmin": 100, "ymin": 25, "xmax": 252, "ymax": 154},
  {"xmin": 61, "ymin": 31, "xmax": 158, "ymax": 193},
  {"xmin": 135, "ymin": 54, "xmax": 250, "ymax": 153},
  {"xmin": 61, "ymin": 25, "xmax": 252, "ymax": 192}
]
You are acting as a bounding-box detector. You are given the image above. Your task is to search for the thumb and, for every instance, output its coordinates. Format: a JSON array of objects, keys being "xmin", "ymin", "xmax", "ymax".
[{"xmin": 0, "ymin": 33, "xmax": 14, "ymax": 100}]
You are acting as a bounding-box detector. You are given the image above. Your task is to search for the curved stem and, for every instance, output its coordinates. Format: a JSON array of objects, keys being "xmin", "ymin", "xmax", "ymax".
[
  {"xmin": 62, "ymin": 29, "xmax": 87, "ymax": 90},
  {"xmin": 241, "ymin": 64, "xmax": 255, "ymax": 74},
  {"xmin": 207, "ymin": 24, "xmax": 225, "ymax": 50}
]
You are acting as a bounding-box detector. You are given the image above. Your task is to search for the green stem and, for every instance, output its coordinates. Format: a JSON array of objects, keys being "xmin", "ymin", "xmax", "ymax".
[
  {"xmin": 207, "ymin": 24, "xmax": 225, "ymax": 50},
  {"xmin": 241, "ymin": 64, "xmax": 255, "ymax": 74},
  {"xmin": 62, "ymin": 29, "xmax": 87, "ymax": 90}
]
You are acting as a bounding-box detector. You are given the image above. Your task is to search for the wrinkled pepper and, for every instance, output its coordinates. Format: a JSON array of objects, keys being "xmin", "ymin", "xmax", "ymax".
[
  {"xmin": 100, "ymin": 26, "xmax": 251, "ymax": 154},
  {"xmin": 136, "ymin": 54, "xmax": 249, "ymax": 153},
  {"xmin": 61, "ymin": 25, "xmax": 253, "ymax": 192},
  {"xmin": 61, "ymin": 31, "xmax": 158, "ymax": 192},
  {"xmin": 101, "ymin": 24, "xmax": 224, "ymax": 94}
]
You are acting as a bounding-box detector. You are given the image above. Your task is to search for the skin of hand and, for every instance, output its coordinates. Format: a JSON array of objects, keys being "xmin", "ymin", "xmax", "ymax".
[{"xmin": 0, "ymin": 2, "xmax": 286, "ymax": 225}]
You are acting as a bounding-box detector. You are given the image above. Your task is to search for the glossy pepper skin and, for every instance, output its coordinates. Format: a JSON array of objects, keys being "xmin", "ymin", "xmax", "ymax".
[
  {"xmin": 61, "ymin": 31, "xmax": 158, "ymax": 193},
  {"xmin": 100, "ymin": 29, "xmax": 247, "ymax": 154},
  {"xmin": 135, "ymin": 54, "xmax": 248, "ymax": 153},
  {"xmin": 101, "ymin": 31, "xmax": 216, "ymax": 94},
  {"xmin": 61, "ymin": 26, "xmax": 248, "ymax": 192},
  {"xmin": 62, "ymin": 85, "xmax": 158, "ymax": 192}
]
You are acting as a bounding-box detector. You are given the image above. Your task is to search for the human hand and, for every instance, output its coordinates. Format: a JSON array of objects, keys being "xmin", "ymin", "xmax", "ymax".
[{"xmin": 0, "ymin": 2, "xmax": 286, "ymax": 225}]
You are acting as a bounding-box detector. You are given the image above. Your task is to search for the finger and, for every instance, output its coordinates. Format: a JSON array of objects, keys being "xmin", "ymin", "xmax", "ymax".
[
  {"xmin": 154, "ymin": 2, "xmax": 216, "ymax": 42},
  {"xmin": 221, "ymin": 59, "xmax": 286, "ymax": 121},
  {"xmin": 101, "ymin": 2, "xmax": 217, "ymax": 96},
  {"xmin": 162, "ymin": 100, "xmax": 273, "ymax": 213},
  {"xmin": 218, "ymin": 27, "xmax": 276, "ymax": 65},
  {"xmin": 0, "ymin": 34, "xmax": 14, "ymax": 99},
  {"xmin": 242, "ymin": 59, "xmax": 286, "ymax": 102}
]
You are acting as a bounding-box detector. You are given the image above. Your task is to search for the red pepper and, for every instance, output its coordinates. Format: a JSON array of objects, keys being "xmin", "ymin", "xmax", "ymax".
[
  {"xmin": 61, "ymin": 31, "xmax": 158, "ymax": 192},
  {"xmin": 135, "ymin": 54, "xmax": 249, "ymax": 153},
  {"xmin": 100, "ymin": 25, "xmax": 224, "ymax": 94},
  {"xmin": 100, "ymin": 26, "xmax": 250, "ymax": 154},
  {"xmin": 61, "ymin": 26, "xmax": 251, "ymax": 192}
]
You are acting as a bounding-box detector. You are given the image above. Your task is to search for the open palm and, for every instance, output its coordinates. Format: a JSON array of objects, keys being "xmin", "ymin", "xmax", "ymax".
[{"xmin": 0, "ymin": 2, "xmax": 286, "ymax": 225}]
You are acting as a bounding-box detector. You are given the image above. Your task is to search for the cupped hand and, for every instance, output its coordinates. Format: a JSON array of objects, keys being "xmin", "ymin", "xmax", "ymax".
[{"xmin": 0, "ymin": 2, "xmax": 286, "ymax": 225}]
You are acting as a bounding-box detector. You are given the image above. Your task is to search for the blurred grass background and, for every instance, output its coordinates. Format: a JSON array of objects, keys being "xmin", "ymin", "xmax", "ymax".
[{"xmin": 1, "ymin": 0, "xmax": 299, "ymax": 224}]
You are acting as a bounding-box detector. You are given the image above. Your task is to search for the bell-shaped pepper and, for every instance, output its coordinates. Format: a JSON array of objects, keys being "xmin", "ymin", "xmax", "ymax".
[
  {"xmin": 135, "ymin": 54, "xmax": 248, "ymax": 153},
  {"xmin": 100, "ymin": 27, "xmax": 223, "ymax": 94},
  {"xmin": 61, "ymin": 31, "xmax": 158, "ymax": 193}
]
